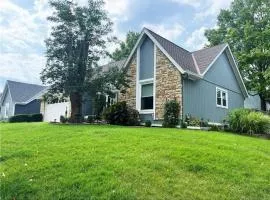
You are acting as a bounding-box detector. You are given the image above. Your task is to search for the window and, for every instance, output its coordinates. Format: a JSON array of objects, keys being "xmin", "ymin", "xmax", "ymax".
[
  {"xmin": 5, "ymin": 103, "xmax": 9, "ymax": 118},
  {"xmin": 216, "ymin": 87, "xmax": 228, "ymax": 108},
  {"xmin": 141, "ymin": 83, "xmax": 153, "ymax": 110}
]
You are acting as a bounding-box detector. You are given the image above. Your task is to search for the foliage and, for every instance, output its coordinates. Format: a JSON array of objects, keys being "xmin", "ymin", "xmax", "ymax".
[
  {"xmin": 9, "ymin": 114, "xmax": 43, "ymax": 123},
  {"xmin": 103, "ymin": 101, "xmax": 139, "ymax": 126},
  {"xmin": 162, "ymin": 100, "xmax": 180, "ymax": 128},
  {"xmin": 111, "ymin": 31, "xmax": 140, "ymax": 61},
  {"xmin": 86, "ymin": 116, "xmax": 94, "ymax": 123},
  {"xmin": 181, "ymin": 121, "xmax": 187, "ymax": 128},
  {"xmin": 144, "ymin": 120, "xmax": 152, "ymax": 127},
  {"xmin": 60, "ymin": 115, "xmax": 67, "ymax": 123},
  {"xmin": 228, "ymin": 108, "xmax": 270, "ymax": 134},
  {"xmin": 205, "ymin": 0, "xmax": 270, "ymax": 110},
  {"xmin": 200, "ymin": 118, "xmax": 209, "ymax": 127},
  {"xmin": 1, "ymin": 123, "xmax": 270, "ymax": 199},
  {"xmin": 41, "ymin": 0, "xmax": 129, "ymax": 122},
  {"xmin": 189, "ymin": 117, "xmax": 200, "ymax": 127},
  {"xmin": 209, "ymin": 125, "xmax": 221, "ymax": 132}
]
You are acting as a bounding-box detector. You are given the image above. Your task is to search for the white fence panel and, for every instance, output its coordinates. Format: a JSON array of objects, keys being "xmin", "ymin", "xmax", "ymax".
[{"xmin": 43, "ymin": 102, "xmax": 70, "ymax": 122}]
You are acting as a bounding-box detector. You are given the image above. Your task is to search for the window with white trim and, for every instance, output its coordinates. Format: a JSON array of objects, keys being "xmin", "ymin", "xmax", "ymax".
[
  {"xmin": 141, "ymin": 83, "xmax": 153, "ymax": 110},
  {"xmin": 216, "ymin": 87, "xmax": 228, "ymax": 108}
]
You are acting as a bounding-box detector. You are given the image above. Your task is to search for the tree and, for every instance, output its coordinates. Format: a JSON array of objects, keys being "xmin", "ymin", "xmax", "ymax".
[
  {"xmin": 41, "ymin": 0, "xmax": 128, "ymax": 122},
  {"xmin": 111, "ymin": 31, "xmax": 140, "ymax": 61},
  {"xmin": 205, "ymin": 0, "xmax": 270, "ymax": 110}
]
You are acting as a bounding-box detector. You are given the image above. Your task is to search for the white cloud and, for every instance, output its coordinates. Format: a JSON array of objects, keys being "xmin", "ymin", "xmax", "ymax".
[
  {"xmin": 170, "ymin": 0, "xmax": 201, "ymax": 8},
  {"xmin": 0, "ymin": 53, "xmax": 45, "ymax": 85},
  {"xmin": 195, "ymin": 0, "xmax": 233, "ymax": 19},
  {"xmin": 142, "ymin": 23, "xmax": 185, "ymax": 41},
  {"xmin": 185, "ymin": 27, "xmax": 209, "ymax": 51}
]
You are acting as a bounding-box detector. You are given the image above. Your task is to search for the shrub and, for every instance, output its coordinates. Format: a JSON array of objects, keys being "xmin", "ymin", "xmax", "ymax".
[
  {"xmin": 162, "ymin": 100, "xmax": 180, "ymax": 128},
  {"xmin": 86, "ymin": 116, "xmax": 94, "ymax": 123},
  {"xmin": 228, "ymin": 109, "xmax": 270, "ymax": 134},
  {"xmin": 103, "ymin": 101, "xmax": 139, "ymax": 126},
  {"xmin": 200, "ymin": 118, "xmax": 209, "ymax": 127},
  {"xmin": 145, "ymin": 120, "xmax": 152, "ymax": 127},
  {"xmin": 60, "ymin": 115, "xmax": 67, "ymax": 123},
  {"xmin": 9, "ymin": 113, "xmax": 43, "ymax": 123},
  {"xmin": 209, "ymin": 125, "xmax": 220, "ymax": 131},
  {"xmin": 181, "ymin": 121, "xmax": 187, "ymax": 128},
  {"xmin": 30, "ymin": 114, "xmax": 43, "ymax": 122}
]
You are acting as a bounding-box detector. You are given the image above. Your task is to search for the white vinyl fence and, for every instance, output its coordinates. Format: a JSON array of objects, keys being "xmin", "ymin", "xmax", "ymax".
[{"xmin": 43, "ymin": 102, "xmax": 70, "ymax": 122}]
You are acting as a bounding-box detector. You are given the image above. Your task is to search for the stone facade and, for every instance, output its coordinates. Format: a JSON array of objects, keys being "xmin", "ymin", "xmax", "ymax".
[
  {"xmin": 119, "ymin": 55, "xmax": 137, "ymax": 108},
  {"xmin": 155, "ymin": 48, "xmax": 182, "ymax": 120}
]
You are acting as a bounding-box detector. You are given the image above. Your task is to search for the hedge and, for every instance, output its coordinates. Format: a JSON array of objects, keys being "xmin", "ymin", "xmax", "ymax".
[
  {"xmin": 9, "ymin": 114, "xmax": 43, "ymax": 123},
  {"xmin": 228, "ymin": 109, "xmax": 270, "ymax": 134}
]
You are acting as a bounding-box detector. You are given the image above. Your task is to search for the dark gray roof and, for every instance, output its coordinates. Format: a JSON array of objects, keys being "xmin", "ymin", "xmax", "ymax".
[
  {"xmin": 147, "ymin": 29, "xmax": 198, "ymax": 73},
  {"xmin": 7, "ymin": 80, "xmax": 47, "ymax": 103},
  {"xmin": 192, "ymin": 44, "xmax": 227, "ymax": 74},
  {"xmin": 102, "ymin": 59, "xmax": 126, "ymax": 72}
]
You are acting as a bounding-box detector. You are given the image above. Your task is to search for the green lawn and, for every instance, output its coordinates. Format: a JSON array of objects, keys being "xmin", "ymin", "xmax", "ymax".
[{"xmin": 0, "ymin": 123, "xmax": 269, "ymax": 200}]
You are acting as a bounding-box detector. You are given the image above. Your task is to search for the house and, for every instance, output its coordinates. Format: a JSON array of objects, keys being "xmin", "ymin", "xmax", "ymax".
[
  {"xmin": 0, "ymin": 80, "xmax": 47, "ymax": 120},
  {"xmin": 117, "ymin": 28, "xmax": 248, "ymax": 123}
]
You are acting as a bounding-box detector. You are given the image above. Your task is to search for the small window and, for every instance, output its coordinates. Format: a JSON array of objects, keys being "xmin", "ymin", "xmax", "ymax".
[
  {"xmin": 216, "ymin": 87, "xmax": 228, "ymax": 108},
  {"xmin": 141, "ymin": 83, "xmax": 153, "ymax": 110}
]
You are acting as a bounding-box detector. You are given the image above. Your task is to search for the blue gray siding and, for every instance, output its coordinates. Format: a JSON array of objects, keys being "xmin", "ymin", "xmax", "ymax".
[
  {"xmin": 183, "ymin": 52, "xmax": 245, "ymax": 122},
  {"xmin": 140, "ymin": 37, "xmax": 154, "ymax": 80},
  {"xmin": 15, "ymin": 99, "xmax": 41, "ymax": 115}
]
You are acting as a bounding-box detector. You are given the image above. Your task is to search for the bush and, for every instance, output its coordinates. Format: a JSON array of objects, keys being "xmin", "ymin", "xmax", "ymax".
[
  {"xmin": 86, "ymin": 116, "xmax": 94, "ymax": 123},
  {"xmin": 103, "ymin": 101, "xmax": 139, "ymax": 126},
  {"xmin": 228, "ymin": 109, "xmax": 270, "ymax": 134},
  {"xmin": 9, "ymin": 113, "xmax": 43, "ymax": 123},
  {"xmin": 30, "ymin": 114, "xmax": 43, "ymax": 122},
  {"xmin": 209, "ymin": 125, "xmax": 220, "ymax": 131},
  {"xmin": 60, "ymin": 115, "xmax": 67, "ymax": 123},
  {"xmin": 181, "ymin": 121, "xmax": 187, "ymax": 128},
  {"xmin": 162, "ymin": 100, "xmax": 180, "ymax": 128},
  {"xmin": 144, "ymin": 120, "xmax": 152, "ymax": 127}
]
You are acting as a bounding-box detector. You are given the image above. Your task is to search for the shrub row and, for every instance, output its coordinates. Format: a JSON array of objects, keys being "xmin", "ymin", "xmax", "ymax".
[
  {"xmin": 9, "ymin": 114, "xmax": 43, "ymax": 123},
  {"xmin": 228, "ymin": 109, "xmax": 270, "ymax": 134}
]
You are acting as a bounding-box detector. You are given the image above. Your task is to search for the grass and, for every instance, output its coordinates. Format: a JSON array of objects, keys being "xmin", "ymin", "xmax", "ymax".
[{"xmin": 0, "ymin": 123, "xmax": 270, "ymax": 200}]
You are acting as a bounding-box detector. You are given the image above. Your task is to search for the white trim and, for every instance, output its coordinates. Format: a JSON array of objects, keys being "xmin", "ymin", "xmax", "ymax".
[
  {"xmin": 139, "ymin": 78, "xmax": 154, "ymax": 84},
  {"xmin": 136, "ymin": 46, "xmax": 141, "ymax": 111},
  {"xmin": 153, "ymin": 44, "xmax": 157, "ymax": 120},
  {"xmin": 226, "ymin": 46, "xmax": 249, "ymax": 97},
  {"xmin": 216, "ymin": 87, "xmax": 228, "ymax": 109},
  {"xmin": 139, "ymin": 109, "xmax": 154, "ymax": 114},
  {"xmin": 202, "ymin": 44, "xmax": 228, "ymax": 76},
  {"xmin": 192, "ymin": 53, "xmax": 200, "ymax": 74},
  {"xmin": 144, "ymin": 29, "xmax": 186, "ymax": 74},
  {"xmin": 200, "ymin": 44, "xmax": 248, "ymax": 97}
]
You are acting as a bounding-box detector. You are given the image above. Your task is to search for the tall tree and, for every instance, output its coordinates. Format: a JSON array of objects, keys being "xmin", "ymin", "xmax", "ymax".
[
  {"xmin": 111, "ymin": 31, "xmax": 140, "ymax": 61},
  {"xmin": 41, "ymin": 0, "xmax": 128, "ymax": 122},
  {"xmin": 205, "ymin": 0, "xmax": 270, "ymax": 110}
]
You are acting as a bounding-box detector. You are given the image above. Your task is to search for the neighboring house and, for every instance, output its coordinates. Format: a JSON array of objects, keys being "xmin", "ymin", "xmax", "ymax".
[
  {"xmin": 244, "ymin": 92, "xmax": 261, "ymax": 110},
  {"xmin": 0, "ymin": 80, "xmax": 47, "ymax": 120},
  {"xmin": 117, "ymin": 28, "xmax": 248, "ymax": 123}
]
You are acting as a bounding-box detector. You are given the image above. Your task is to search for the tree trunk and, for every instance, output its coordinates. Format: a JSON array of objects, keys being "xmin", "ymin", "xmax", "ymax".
[
  {"xmin": 260, "ymin": 95, "xmax": 266, "ymax": 111},
  {"xmin": 70, "ymin": 92, "xmax": 83, "ymax": 123}
]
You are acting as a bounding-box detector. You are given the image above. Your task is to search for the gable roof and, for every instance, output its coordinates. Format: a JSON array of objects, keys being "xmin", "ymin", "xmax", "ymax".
[
  {"xmin": 192, "ymin": 44, "xmax": 227, "ymax": 74},
  {"xmin": 1, "ymin": 80, "xmax": 47, "ymax": 104},
  {"xmin": 147, "ymin": 29, "xmax": 198, "ymax": 74},
  {"xmin": 122, "ymin": 27, "xmax": 248, "ymax": 97}
]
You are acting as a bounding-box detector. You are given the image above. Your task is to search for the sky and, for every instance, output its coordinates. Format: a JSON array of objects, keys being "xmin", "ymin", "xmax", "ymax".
[{"xmin": 0, "ymin": 0, "xmax": 233, "ymax": 92}]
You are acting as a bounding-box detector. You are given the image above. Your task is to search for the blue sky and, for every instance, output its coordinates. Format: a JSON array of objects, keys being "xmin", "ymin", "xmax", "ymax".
[{"xmin": 0, "ymin": 0, "xmax": 233, "ymax": 92}]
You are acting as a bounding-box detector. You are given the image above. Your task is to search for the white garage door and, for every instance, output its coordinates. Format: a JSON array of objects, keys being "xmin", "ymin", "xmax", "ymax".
[{"xmin": 43, "ymin": 102, "xmax": 70, "ymax": 122}]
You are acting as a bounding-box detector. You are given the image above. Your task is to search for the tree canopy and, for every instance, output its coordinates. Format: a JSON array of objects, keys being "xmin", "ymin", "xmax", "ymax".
[
  {"xmin": 111, "ymin": 31, "xmax": 140, "ymax": 61},
  {"xmin": 205, "ymin": 0, "xmax": 270, "ymax": 110},
  {"xmin": 41, "ymin": 0, "xmax": 128, "ymax": 121}
]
